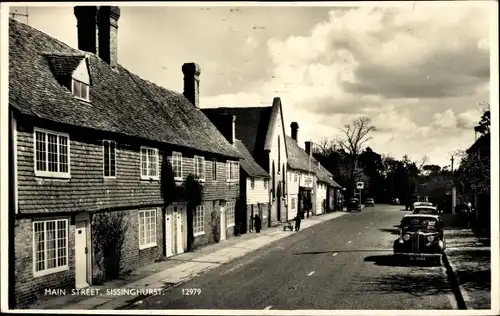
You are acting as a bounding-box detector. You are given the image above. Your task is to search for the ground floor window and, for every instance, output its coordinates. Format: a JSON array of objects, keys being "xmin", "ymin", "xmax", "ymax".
[
  {"xmin": 139, "ymin": 210, "xmax": 157, "ymax": 249},
  {"xmin": 194, "ymin": 205, "xmax": 205, "ymax": 236},
  {"xmin": 226, "ymin": 201, "xmax": 236, "ymax": 227},
  {"xmin": 33, "ymin": 219, "xmax": 69, "ymax": 276}
]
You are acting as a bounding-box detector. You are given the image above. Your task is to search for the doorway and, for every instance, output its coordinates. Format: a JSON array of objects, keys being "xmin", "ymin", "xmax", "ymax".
[
  {"xmin": 75, "ymin": 220, "xmax": 89, "ymax": 289},
  {"xmin": 165, "ymin": 207, "xmax": 174, "ymax": 257}
]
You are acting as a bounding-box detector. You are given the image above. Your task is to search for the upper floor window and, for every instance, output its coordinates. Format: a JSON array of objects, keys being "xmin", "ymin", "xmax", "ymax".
[
  {"xmin": 140, "ymin": 146, "xmax": 159, "ymax": 180},
  {"xmin": 194, "ymin": 155, "xmax": 205, "ymax": 181},
  {"xmin": 250, "ymin": 177, "xmax": 255, "ymax": 189},
  {"xmin": 72, "ymin": 79, "xmax": 89, "ymax": 101},
  {"xmin": 34, "ymin": 128, "xmax": 70, "ymax": 178},
  {"xmin": 264, "ymin": 179, "xmax": 268, "ymax": 190},
  {"xmin": 212, "ymin": 159, "xmax": 218, "ymax": 181},
  {"xmin": 294, "ymin": 173, "xmax": 298, "ymax": 182},
  {"xmin": 291, "ymin": 197, "xmax": 296, "ymax": 210},
  {"xmin": 103, "ymin": 140, "xmax": 116, "ymax": 178},
  {"xmin": 172, "ymin": 152, "xmax": 183, "ymax": 180},
  {"xmin": 227, "ymin": 161, "xmax": 239, "ymax": 182}
]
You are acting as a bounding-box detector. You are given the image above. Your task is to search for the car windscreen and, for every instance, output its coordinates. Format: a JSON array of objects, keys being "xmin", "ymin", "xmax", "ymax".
[
  {"xmin": 401, "ymin": 217, "xmax": 439, "ymax": 230},
  {"xmin": 414, "ymin": 208, "xmax": 437, "ymax": 214}
]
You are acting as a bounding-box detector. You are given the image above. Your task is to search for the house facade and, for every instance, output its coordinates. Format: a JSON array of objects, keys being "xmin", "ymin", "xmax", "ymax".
[
  {"xmin": 199, "ymin": 112, "xmax": 271, "ymax": 234},
  {"xmin": 202, "ymin": 98, "xmax": 288, "ymax": 228},
  {"xmin": 286, "ymin": 123, "xmax": 341, "ymax": 219},
  {"xmin": 8, "ymin": 7, "xmax": 242, "ymax": 307}
]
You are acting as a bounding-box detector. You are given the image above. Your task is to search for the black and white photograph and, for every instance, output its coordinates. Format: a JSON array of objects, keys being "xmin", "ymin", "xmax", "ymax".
[{"xmin": 1, "ymin": 1, "xmax": 498, "ymax": 314}]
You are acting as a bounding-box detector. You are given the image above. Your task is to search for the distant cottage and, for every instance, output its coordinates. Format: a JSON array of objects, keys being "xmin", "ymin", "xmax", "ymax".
[{"xmin": 8, "ymin": 6, "xmax": 243, "ymax": 307}]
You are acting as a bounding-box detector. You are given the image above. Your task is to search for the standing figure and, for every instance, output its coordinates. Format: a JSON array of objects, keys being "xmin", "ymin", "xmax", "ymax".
[
  {"xmin": 254, "ymin": 214, "xmax": 262, "ymax": 233},
  {"xmin": 295, "ymin": 213, "xmax": 302, "ymax": 231}
]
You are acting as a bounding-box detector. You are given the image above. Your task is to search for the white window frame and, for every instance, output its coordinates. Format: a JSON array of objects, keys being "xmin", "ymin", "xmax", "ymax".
[
  {"xmin": 194, "ymin": 155, "xmax": 206, "ymax": 181},
  {"xmin": 294, "ymin": 173, "xmax": 298, "ymax": 182},
  {"xmin": 291, "ymin": 197, "xmax": 296, "ymax": 210},
  {"xmin": 264, "ymin": 179, "xmax": 268, "ymax": 190},
  {"xmin": 212, "ymin": 159, "xmax": 218, "ymax": 181},
  {"xmin": 32, "ymin": 218, "xmax": 69, "ymax": 277},
  {"xmin": 226, "ymin": 201, "xmax": 236, "ymax": 228},
  {"xmin": 103, "ymin": 139, "xmax": 117, "ymax": 179},
  {"xmin": 33, "ymin": 128, "xmax": 71, "ymax": 179},
  {"xmin": 193, "ymin": 205, "xmax": 205, "ymax": 237},
  {"xmin": 71, "ymin": 78, "xmax": 90, "ymax": 102},
  {"xmin": 172, "ymin": 151, "xmax": 183, "ymax": 181},
  {"xmin": 227, "ymin": 160, "xmax": 240, "ymax": 182},
  {"xmin": 138, "ymin": 209, "xmax": 157, "ymax": 249},
  {"xmin": 250, "ymin": 177, "xmax": 255, "ymax": 189},
  {"xmin": 140, "ymin": 146, "xmax": 159, "ymax": 180}
]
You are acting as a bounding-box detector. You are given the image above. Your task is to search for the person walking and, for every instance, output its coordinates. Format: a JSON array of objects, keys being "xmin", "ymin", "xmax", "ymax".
[
  {"xmin": 254, "ymin": 214, "xmax": 262, "ymax": 233},
  {"xmin": 294, "ymin": 212, "xmax": 302, "ymax": 231}
]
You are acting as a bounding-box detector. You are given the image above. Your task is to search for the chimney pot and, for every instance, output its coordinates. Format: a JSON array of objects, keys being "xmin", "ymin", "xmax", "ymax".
[
  {"xmin": 74, "ymin": 6, "xmax": 98, "ymax": 54},
  {"xmin": 291, "ymin": 122, "xmax": 299, "ymax": 141},
  {"xmin": 182, "ymin": 63, "xmax": 201, "ymax": 108}
]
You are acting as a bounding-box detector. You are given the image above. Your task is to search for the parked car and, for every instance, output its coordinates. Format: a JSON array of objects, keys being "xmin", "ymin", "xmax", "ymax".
[
  {"xmin": 365, "ymin": 198, "xmax": 375, "ymax": 207},
  {"xmin": 347, "ymin": 198, "xmax": 361, "ymax": 212},
  {"xmin": 392, "ymin": 198, "xmax": 400, "ymax": 205},
  {"xmin": 393, "ymin": 214, "xmax": 445, "ymax": 265}
]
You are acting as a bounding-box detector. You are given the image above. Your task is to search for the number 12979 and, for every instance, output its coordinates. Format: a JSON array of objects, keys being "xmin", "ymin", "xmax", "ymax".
[{"xmin": 182, "ymin": 288, "xmax": 202, "ymax": 296}]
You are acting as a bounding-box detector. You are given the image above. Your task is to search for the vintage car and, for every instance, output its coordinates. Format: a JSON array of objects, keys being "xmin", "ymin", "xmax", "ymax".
[
  {"xmin": 347, "ymin": 198, "xmax": 362, "ymax": 212},
  {"xmin": 393, "ymin": 214, "xmax": 445, "ymax": 264},
  {"xmin": 365, "ymin": 198, "xmax": 375, "ymax": 207}
]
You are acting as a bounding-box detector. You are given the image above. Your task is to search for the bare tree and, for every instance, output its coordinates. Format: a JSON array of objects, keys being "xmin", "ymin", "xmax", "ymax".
[
  {"xmin": 335, "ymin": 116, "xmax": 377, "ymax": 193},
  {"xmin": 336, "ymin": 117, "xmax": 377, "ymax": 156},
  {"xmin": 416, "ymin": 155, "xmax": 429, "ymax": 173}
]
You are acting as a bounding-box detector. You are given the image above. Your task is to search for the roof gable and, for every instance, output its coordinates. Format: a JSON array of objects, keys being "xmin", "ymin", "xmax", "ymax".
[
  {"xmin": 202, "ymin": 106, "xmax": 272, "ymax": 156},
  {"xmin": 9, "ymin": 19, "xmax": 240, "ymax": 159},
  {"xmin": 234, "ymin": 140, "xmax": 270, "ymax": 178}
]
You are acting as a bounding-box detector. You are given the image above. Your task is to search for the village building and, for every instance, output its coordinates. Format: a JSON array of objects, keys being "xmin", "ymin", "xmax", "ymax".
[
  {"xmin": 202, "ymin": 98, "xmax": 288, "ymax": 228},
  {"xmin": 8, "ymin": 7, "xmax": 243, "ymax": 307},
  {"xmin": 286, "ymin": 122, "xmax": 341, "ymax": 220}
]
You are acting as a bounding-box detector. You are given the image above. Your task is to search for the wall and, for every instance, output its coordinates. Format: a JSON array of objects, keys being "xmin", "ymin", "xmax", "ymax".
[
  {"xmin": 287, "ymin": 169, "xmax": 300, "ymax": 221},
  {"xmin": 246, "ymin": 177, "xmax": 269, "ymax": 205},
  {"xmin": 15, "ymin": 116, "xmax": 238, "ymax": 214},
  {"xmin": 268, "ymin": 106, "xmax": 288, "ymax": 224},
  {"xmin": 91, "ymin": 207, "xmax": 164, "ymax": 284},
  {"xmin": 13, "ymin": 215, "xmax": 75, "ymax": 308},
  {"xmin": 315, "ymin": 182, "xmax": 327, "ymax": 215}
]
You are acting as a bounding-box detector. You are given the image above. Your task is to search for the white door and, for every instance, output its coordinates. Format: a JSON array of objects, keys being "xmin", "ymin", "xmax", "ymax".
[
  {"xmin": 220, "ymin": 205, "xmax": 227, "ymax": 241},
  {"xmin": 75, "ymin": 221, "xmax": 89, "ymax": 289},
  {"xmin": 175, "ymin": 206, "xmax": 184, "ymax": 254},
  {"xmin": 165, "ymin": 208, "xmax": 174, "ymax": 257}
]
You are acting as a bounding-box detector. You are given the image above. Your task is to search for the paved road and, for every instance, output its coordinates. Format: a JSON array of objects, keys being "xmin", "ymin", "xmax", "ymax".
[{"xmin": 129, "ymin": 205, "xmax": 457, "ymax": 310}]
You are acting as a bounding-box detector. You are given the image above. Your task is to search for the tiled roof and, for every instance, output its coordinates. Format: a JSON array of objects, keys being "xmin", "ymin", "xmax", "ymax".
[
  {"xmin": 202, "ymin": 106, "xmax": 272, "ymax": 157},
  {"xmin": 234, "ymin": 140, "xmax": 270, "ymax": 178},
  {"xmin": 285, "ymin": 135, "xmax": 341, "ymax": 188},
  {"xmin": 8, "ymin": 19, "xmax": 240, "ymax": 159},
  {"xmin": 285, "ymin": 135, "xmax": 314, "ymax": 172}
]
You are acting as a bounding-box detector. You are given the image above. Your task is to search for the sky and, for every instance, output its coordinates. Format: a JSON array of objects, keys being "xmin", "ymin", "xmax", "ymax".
[{"xmin": 7, "ymin": 2, "xmax": 494, "ymax": 168}]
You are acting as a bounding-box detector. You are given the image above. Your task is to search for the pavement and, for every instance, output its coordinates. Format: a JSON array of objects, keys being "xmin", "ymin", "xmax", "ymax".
[
  {"xmin": 128, "ymin": 205, "xmax": 460, "ymax": 310},
  {"xmin": 27, "ymin": 209, "xmax": 353, "ymax": 310},
  {"xmin": 442, "ymin": 225, "xmax": 492, "ymax": 310}
]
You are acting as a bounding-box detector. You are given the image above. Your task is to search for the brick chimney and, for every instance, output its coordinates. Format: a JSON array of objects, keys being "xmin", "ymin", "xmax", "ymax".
[
  {"xmin": 97, "ymin": 6, "xmax": 120, "ymax": 70},
  {"xmin": 291, "ymin": 122, "xmax": 299, "ymax": 141},
  {"xmin": 305, "ymin": 141, "xmax": 312, "ymax": 155},
  {"xmin": 74, "ymin": 6, "xmax": 98, "ymax": 53},
  {"xmin": 219, "ymin": 114, "xmax": 236, "ymax": 145},
  {"xmin": 182, "ymin": 63, "xmax": 201, "ymax": 108}
]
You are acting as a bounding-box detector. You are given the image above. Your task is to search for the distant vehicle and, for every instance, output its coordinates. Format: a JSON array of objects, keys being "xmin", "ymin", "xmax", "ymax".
[
  {"xmin": 392, "ymin": 198, "xmax": 400, "ymax": 205},
  {"xmin": 393, "ymin": 214, "xmax": 445, "ymax": 265},
  {"xmin": 365, "ymin": 198, "xmax": 375, "ymax": 207},
  {"xmin": 347, "ymin": 198, "xmax": 361, "ymax": 212},
  {"xmin": 413, "ymin": 201, "xmax": 434, "ymax": 209}
]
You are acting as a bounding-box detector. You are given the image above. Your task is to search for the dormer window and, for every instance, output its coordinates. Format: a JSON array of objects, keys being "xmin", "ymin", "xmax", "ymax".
[{"xmin": 72, "ymin": 79, "xmax": 89, "ymax": 101}]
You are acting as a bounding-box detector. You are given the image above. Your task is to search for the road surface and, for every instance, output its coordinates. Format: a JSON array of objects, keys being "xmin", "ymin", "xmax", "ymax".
[{"xmin": 129, "ymin": 204, "xmax": 457, "ymax": 310}]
